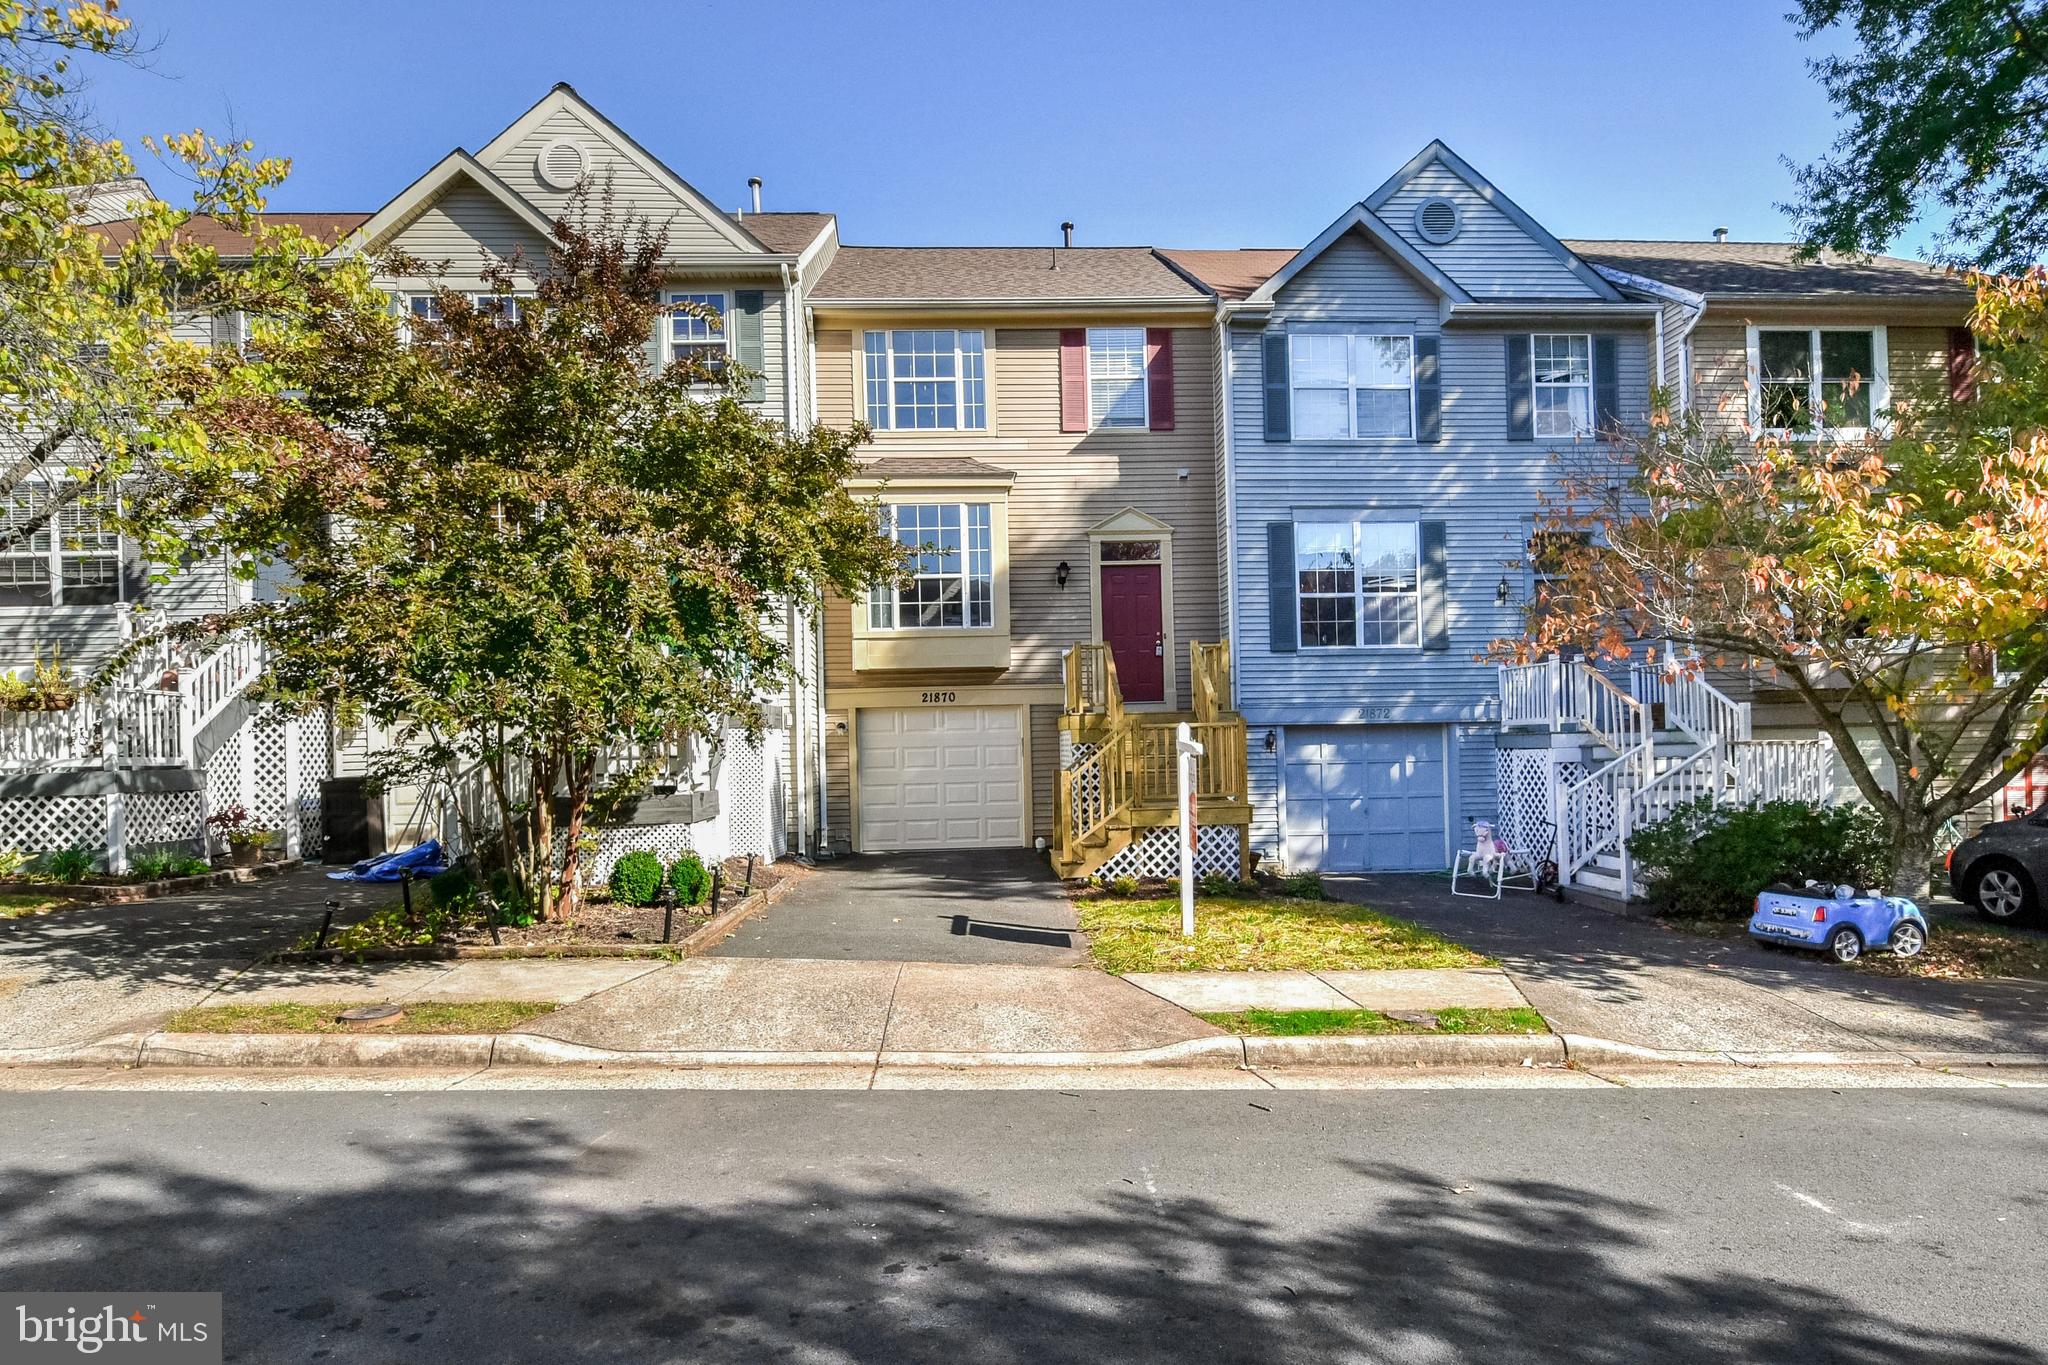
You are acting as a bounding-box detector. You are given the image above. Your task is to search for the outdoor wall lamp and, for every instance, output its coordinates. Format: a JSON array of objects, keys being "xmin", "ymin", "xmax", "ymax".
[
  {"xmin": 1496, "ymin": 575, "xmax": 1512, "ymax": 606},
  {"xmin": 1055, "ymin": 560, "xmax": 1071, "ymax": 588},
  {"xmin": 1263, "ymin": 729, "xmax": 1277, "ymax": 754}
]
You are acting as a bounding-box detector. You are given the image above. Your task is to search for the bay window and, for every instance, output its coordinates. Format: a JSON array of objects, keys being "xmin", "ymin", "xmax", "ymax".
[
  {"xmin": 1290, "ymin": 333, "xmax": 1414, "ymax": 440},
  {"xmin": 869, "ymin": 502, "xmax": 994, "ymax": 629},
  {"xmin": 862, "ymin": 329, "xmax": 988, "ymax": 430},
  {"xmin": 1296, "ymin": 520, "xmax": 1420, "ymax": 649}
]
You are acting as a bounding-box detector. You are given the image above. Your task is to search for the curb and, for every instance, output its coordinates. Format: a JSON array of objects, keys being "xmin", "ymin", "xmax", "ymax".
[
  {"xmin": 0, "ymin": 859, "xmax": 305, "ymax": 905},
  {"xmin": 1244, "ymin": 1033, "xmax": 1566, "ymax": 1067},
  {"xmin": 266, "ymin": 871, "xmax": 799, "ymax": 966}
]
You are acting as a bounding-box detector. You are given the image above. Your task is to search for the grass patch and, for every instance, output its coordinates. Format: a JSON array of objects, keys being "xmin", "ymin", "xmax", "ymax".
[
  {"xmin": 164, "ymin": 1000, "xmax": 558, "ymax": 1035},
  {"xmin": 1853, "ymin": 920, "xmax": 2048, "ymax": 982},
  {"xmin": 0, "ymin": 891, "xmax": 76, "ymax": 920},
  {"xmin": 1079, "ymin": 893, "xmax": 1487, "ymax": 974},
  {"xmin": 1196, "ymin": 1006, "xmax": 1549, "ymax": 1037}
]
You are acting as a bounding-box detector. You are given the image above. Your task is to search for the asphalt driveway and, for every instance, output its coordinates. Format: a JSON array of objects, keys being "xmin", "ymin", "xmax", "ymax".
[{"xmin": 712, "ymin": 849, "xmax": 1083, "ymax": 965}]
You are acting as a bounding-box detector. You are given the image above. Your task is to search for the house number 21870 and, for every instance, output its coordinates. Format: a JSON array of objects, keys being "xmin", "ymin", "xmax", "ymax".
[{"xmin": 921, "ymin": 691, "xmax": 957, "ymax": 704}]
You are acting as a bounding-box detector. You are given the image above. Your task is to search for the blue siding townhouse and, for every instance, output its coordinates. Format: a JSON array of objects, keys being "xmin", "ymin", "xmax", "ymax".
[{"xmin": 1166, "ymin": 143, "xmax": 1659, "ymax": 874}]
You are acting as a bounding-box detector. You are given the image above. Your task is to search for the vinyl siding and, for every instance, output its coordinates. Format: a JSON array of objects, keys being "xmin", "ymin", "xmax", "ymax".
[
  {"xmin": 380, "ymin": 181, "xmax": 551, "ymax": 284},
  {"xmin": 1379, "ymin": 161, "xmax": 1600, "ymax": 300},
  {"xmin": 483, "ymin": 105, "xmax": 751, "ymax": 257},
  {"xmin": 1686, "ymin": 310, "xmax": 1951, "ymax": 441}
]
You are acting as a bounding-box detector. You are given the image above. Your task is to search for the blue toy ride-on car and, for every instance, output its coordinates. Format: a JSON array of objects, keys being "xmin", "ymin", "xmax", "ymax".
[{"xmin": 1747, "ymin": 883, "xmax": 1928, "ymax": 964}]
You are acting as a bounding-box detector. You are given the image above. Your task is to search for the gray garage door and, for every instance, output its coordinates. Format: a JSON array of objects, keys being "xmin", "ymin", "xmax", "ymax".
[{"xmin": 1282, "ymin": 725, "xmax": 1449, "ymax": 873}]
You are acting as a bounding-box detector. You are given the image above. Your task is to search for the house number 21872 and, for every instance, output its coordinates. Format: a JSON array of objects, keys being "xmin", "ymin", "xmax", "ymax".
[{"xmin": 921, "ymin": 691, "xmax": 957, "ymax": 704}]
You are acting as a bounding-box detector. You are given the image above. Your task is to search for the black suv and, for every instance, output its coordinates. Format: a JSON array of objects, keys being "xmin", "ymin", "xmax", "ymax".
[{"xmin": 1949, "ymin": 809, "xmax": 2048, "ymax": 924}]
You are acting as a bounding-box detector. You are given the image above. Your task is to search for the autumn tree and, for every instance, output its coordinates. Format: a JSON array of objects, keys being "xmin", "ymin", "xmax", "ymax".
[
  {"xmin": 1507, "ymin": 273, "xmax": 2048, "ymax": 896},
  {"xmin": 1786, "ymin": 0, "xmax": 2048, "ymax": 270},
  {"xmin": 149, "ymin": 200, "xmax": 897, "ymax": 919},
  {"xmin": 0, "ymin": 0, "xmax": 324, "ymax": 575}
]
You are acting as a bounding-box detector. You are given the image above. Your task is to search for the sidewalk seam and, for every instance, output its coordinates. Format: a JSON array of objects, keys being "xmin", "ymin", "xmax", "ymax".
[{"xmin": 871, "ymin": 962, "xmax": 905, "ymax": 1091}]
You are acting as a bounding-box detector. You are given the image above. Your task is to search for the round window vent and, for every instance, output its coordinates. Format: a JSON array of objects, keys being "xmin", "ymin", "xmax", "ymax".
[
  {"xmin": 535, "ymin": 138, "xmax": 589, "ymax": 192},
  {"xmin": 1414, "ymin": 196, "xmax": 1462, "ymax": 245}
]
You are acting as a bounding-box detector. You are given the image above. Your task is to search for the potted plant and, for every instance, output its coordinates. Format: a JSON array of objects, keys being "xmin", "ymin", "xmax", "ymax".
[{"xmin": 206, "ymin": 804, "xmax": 279, "ymax": 867}]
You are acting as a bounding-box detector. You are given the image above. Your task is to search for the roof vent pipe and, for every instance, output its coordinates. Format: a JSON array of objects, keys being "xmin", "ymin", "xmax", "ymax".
[
  {"xmin": 749, "ymin": 177, "xmax": 763, "ymax": 214},
  {"xmin": 1061, "ymin": 221, "xmax": 1074, "ymax": 249},
  {"xmin": 1712, "ymin": 226, "xmax": 1729, "ymax": 243}
]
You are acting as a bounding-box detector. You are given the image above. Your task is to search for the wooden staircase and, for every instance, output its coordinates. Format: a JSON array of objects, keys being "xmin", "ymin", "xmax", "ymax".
[{"xmin": 1051, "ymin": 641, "xmax": 1252, "ymax": 881}]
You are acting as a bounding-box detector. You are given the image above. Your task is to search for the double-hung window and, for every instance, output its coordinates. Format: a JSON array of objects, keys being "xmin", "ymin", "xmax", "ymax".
[
  {"xmin": 1755, "ymin": 327, "xmax": 1881, "ymax": 433},
  {"xmin": 665, "ymin": 292, "xmax": 728, "ymax": 370},
  {"xmin": 869, "ymin": 502, "xmax": 994, "ymax": 629},
  {"xmin": 1087, "ymin": 327, "xmax": 1147, "ymax": 428},
  {"xmin": 1296, "ymin": 520, "xmax": 1420, "ymax": 649},
  {"xmin": 0, "ymin": 479, "xmax": 122, "ymax": 608},
  {"xmin": 1290, "ymin": 333, "xmax": 1414, "ymax": 440},
  {"xmin": 1531, "ymin": 334, "xmax": 1593, "ymax": 438},
  {"xmin": 862, "ymin": 330, "xmax": 988, "ymax": 430}
]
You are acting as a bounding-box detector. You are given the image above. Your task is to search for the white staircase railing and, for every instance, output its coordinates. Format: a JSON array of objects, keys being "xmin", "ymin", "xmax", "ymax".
[
  {"xmin": 180, "ymin": 633, "xmax": 265, "ymax": 745},
  {"xmin": 0, "ymin": 633, "xmax": 265, "ymax": 774}
]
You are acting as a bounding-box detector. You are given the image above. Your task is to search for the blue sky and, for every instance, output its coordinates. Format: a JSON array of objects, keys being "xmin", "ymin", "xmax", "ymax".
[{"xmin": 88, "ymin": 0, "xmax": 1922, "ymax": 256}]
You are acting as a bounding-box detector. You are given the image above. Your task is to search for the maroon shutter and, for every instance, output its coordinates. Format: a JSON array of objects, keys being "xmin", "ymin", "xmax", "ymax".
[
  {"xmin": 1947, "ymin": 327, "xmax": 1977, "ymax": 403},
  {"xmin": 1059, "ymin": 329, "xmax": 1087, "ymax": 432},
  {"xmin": 1146, "ymin": 328, "xmax": 1175, "ymax": 431}
]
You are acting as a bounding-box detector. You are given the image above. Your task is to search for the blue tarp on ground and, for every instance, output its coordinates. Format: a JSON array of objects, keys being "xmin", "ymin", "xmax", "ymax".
[{"xmin": 325, "ymin": 839, "xmax": 449, "ymax": 882}]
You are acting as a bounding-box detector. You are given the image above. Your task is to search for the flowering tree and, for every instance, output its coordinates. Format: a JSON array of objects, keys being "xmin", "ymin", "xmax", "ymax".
[
  {"xmin": 1505, "ymin": 273, "xmax": 2048, "ymax": 895},
  {"xmin": 150, "ymin": 199, "xmax": 897, "ymax": 919}
]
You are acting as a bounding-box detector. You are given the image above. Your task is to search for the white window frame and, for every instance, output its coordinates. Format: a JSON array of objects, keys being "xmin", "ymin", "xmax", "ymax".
[
  {"xmin": 1745, "ymin": 324, "xmax": 1889, "ymax": 438},
  {"xmin": 1530, "ymin": 333, "xmax": 1593, "ymax": 439},
  {"xmin": 861, "ymin": 329, "xmax": 988, "ymax": 432},
  {"xmin": 1086, "ymin": 326, "xmax": 1148, "ymax": 429},
  {"xmin": 1294, "ymin": 518, "xmax": 1421, "ymax": 651},
  {"xmin": 0, "ymin": 476, "xmax": 125, "ymax": 610},
  {"xmin": 868, "ymin": 501, "xmax": 995, "ymax": 631},
  {"xmin": 1288, "ymin": 333, "xmax": 1416, "ymax": 441},
  {"xmin": 663, "ymin": 290, "xmax": 730, "ymax": 371}
]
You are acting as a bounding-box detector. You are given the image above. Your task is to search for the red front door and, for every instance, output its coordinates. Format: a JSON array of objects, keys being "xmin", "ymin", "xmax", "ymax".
[{"xmin": 1101, "ymin": 563, "xmax": 1164, "ymax": 703}]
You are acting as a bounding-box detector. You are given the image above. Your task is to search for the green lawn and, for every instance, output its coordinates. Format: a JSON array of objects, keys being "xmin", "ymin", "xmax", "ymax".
[
  {"xmin": 164, "ymin": 1000, "xmax": 558, "ymax": 1035},
  {"xmin": 0, "ymin": 891, "xmax": 76, "ymax": 920},
  {"xmin": 1078, "ymin": 893, "xmax": 1489, "ymax": 974},
  {"xmin": 1196, "ymin": 1006, "xmax": 1550, "ymax": 1037}
]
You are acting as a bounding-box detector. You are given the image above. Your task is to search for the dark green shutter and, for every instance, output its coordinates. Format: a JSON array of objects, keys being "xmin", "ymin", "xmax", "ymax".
[
  {"xmin": 1262, "ymin": 333, "xmax": 1290, "ymax": 441},
  {"xmin": 1593, "ymin": 334, "xmax": 1621, "ymax": 440},
  {"xmin": 119, "ymin": 535, "xmax": 146, "ymax": 606},
  {"xmin": 1505, "ymin": 335, "xmax": 1533, "ymax": 441},
  {"xmin": 1414, "ymin": 335, "xmax": 1441, "ymax": 444},
  {"xmin": 1267, "ymin": 521, "xmax": 1296, "ymax": 653},
  {"xmin": 1419, "ymin": 520, "xmax": 1448, "ymax": 652},
  {"xmin": 732, "ymin": 289, "xmax": 767, "ymax": 402}
]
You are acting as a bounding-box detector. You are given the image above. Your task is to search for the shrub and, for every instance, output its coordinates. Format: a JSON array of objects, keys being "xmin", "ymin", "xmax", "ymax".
[
  {"xmin": 1106, "ymin": 875, "xmax": 1140, "ymax": 897},
  {"xmin": 171, "ymin": 856, "xmax": 211, "ymax": 877},
  {"xmin": 1282, "ymin": 872, "xmax": 1326, "ymax": 900},
  {"xmin": 45, "ymin": 845, "xmax": 95, "ymax": 883},
  {"xmin": 1627, "ymin": 798, "xmax": 1891, "ymax": 920},
  {"xmin": 428, "ymin": 866, "xmax": 478, "ymax": 912},
  {"xmin": 130, "ymin": 850, "xmax": 181, "ymax": 880},
  {"xmin": 609, "ymin": 850, "xmax": 665, "ymax": 907},
  {"xmin": 668, "ymin": 853, "xmax": 711, "ymax": 906},
  {"xmin": 1198, "ymin": 872, "xmax": 1235, "ymax": 897},
  {"xmin": 0, "ymin": 849, "xmax": 29, "ymax": 878},
  {"xmin": 487, "ymin": 869, "xmax": 540, "ymax": 926}
]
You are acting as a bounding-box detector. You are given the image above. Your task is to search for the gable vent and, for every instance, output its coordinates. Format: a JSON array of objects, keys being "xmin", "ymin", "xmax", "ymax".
[
  {"xmin": 535, "ymin": 138, "xmax": 589, "ymax": 192},
  {"xmin": 1414, "ymin": 196, "xmax": 1462, "ymax": 245}
]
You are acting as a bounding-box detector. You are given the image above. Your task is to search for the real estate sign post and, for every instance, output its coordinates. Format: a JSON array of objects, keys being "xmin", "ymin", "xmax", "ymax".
[{"xmin": 1176, "ymin": 722, "xmax": 1204, "ymax": 937}]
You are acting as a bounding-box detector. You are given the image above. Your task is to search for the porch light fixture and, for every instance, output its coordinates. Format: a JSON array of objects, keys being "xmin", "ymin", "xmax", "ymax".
[
  {"xmin": 1496, "ymin": 575, "xmax": 1512, "ymax": 606},
  {"xmin": 1056, "ymin": 560, "xmax": 1071, "ymax": 588},
  {"xmin": 1263, "ymin": 730, "xmax": 1277, "ymax": 754}
]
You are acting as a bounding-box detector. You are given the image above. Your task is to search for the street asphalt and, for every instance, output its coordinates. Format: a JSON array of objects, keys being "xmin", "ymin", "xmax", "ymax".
[{"xmin": 0, "ymin": 1087, "xmax": 2040, "ymax": 1363}]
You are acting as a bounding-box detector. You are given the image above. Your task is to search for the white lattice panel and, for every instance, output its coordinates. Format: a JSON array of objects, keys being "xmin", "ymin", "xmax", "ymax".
[
  {"xmin": 0, "ymin": 796, "xmax": 106, "ymax": 855},
  {"xmin": 1094, "ymin": 824, "xmax": 1241, "ymax": 881},
  {"xmin": 250, "ymin": 721, "xmax": 288, "ymax": 830},
  {"xmin": 720, "ymin": 727, "xmax": 780, "ymax": 861},
  {"xmin": 550, "ymin": 821, "xmax": 700, "ymax": 887},
  {"xmin": 203, "ymin": 728, "xmax": 243, "ymax": 816},
  {"xmin": 294, "ymin": 711, "xmax": 331, "ymax": 852},
  {"xmin": 1494, "ymin": 749, "xmax": 1553, "ymax": 852},
  {"xmin": 127, "ymin": 790, "xmax": 203, "ymax": 847}
]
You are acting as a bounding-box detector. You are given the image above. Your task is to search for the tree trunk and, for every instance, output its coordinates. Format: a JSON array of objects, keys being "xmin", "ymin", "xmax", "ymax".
[
  {"xmin": 555, "ymin": 750, "xmax": 597, "ymax": 923},
  {"xmin": 1888, "ymin": 819, "xmax": 1938, "ymax": 901},
  {"xmin": 529, "ymin": 750, "xmax": 556, "ymax": 921}
]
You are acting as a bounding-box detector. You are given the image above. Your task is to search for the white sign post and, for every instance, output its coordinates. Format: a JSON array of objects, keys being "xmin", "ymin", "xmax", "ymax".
[{"xmin": 1175, "ymin": 721, "xmax": 1204, "ymax": 937}]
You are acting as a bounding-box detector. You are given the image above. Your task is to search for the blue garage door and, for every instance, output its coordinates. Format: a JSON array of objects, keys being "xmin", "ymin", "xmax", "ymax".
[{"xmin": 1283, "ymin": 725, "xmax": 1449, "ymax": 873}]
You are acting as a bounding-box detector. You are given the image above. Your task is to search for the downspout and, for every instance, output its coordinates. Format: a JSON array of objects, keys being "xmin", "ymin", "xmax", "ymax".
[
  {"xmin": 778, "ymin": 262, "xmax": 809, "ymax": 858},
  {"xmin": 1217, "ymin": 303, "xmax": 1242, "ymax": 711},
  {"xmin": 806, "ymin": 301, "xmax": 830, "ymax": 855}
]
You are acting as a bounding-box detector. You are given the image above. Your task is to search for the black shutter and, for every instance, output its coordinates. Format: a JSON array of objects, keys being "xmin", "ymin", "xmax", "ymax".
[
  {"xmin": 1505, "ymin": 335, "xmax": 1533, "ymax": 441},
  {"xmin": 1419, "ymin": 520, "xmax": 1448, "ymax": 652},
  {"xmin": 1593, "ymin": 334, "xmax": 1621, "ymax": 440},
  {"xmin": 1414, "ymin": 335, "xmax": 1441, "ymax": 444},
  {"xmin": 1262, "ymin": 332, "xmax": 1290, "ymax": 441},
  {"xmin": 732, "ymin": 289, "xmax": 767, "ymax": 402},
  {"xmin": 1267, "ymin": 521, "xmax": 1296, "ymax": 654}
]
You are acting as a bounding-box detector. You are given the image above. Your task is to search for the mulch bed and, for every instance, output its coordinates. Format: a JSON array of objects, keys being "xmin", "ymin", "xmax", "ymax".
[
  {"xmin": 444, "ymin": 855, "xmax": 800, "ymax": 950},
  {"xmin": 0, "ymin": 858, "xmax": 301, "ymax": 903}
]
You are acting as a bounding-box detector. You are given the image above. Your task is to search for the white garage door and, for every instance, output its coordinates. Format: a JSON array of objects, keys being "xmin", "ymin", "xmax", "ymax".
[
  {"xmin": 857, "ymin": 707, "xmax": 1026, "ymax": 851},
  {"xmin": 1283, "ymin": 725, "xmax": 1448, "ymax": 873}
]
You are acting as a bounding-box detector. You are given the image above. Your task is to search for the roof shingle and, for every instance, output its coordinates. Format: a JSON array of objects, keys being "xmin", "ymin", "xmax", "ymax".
[
  {"xmin": 93, "ymin": 212, "xmax": 370, "ymax": 255},
  {"xmin": 1563, "ymin": 239, "xmax": 1973, "ymax": 301},
  {"xmin": 1157, "ymin": 248, "xmax": 1294, "ymax": 301},
  {"xmin": 813, "ymin": 246, "xmax": 1206, "ymax": 303},
  {"xmin": 734, "ymin": 211, "xmax": 835, "ymax": 254}
]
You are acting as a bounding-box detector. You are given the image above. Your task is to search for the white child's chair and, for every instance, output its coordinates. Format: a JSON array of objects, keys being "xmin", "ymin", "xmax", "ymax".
[{"xmin": 1451, "ymin": 820, "xmax": 1538, "ymax": 899}]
